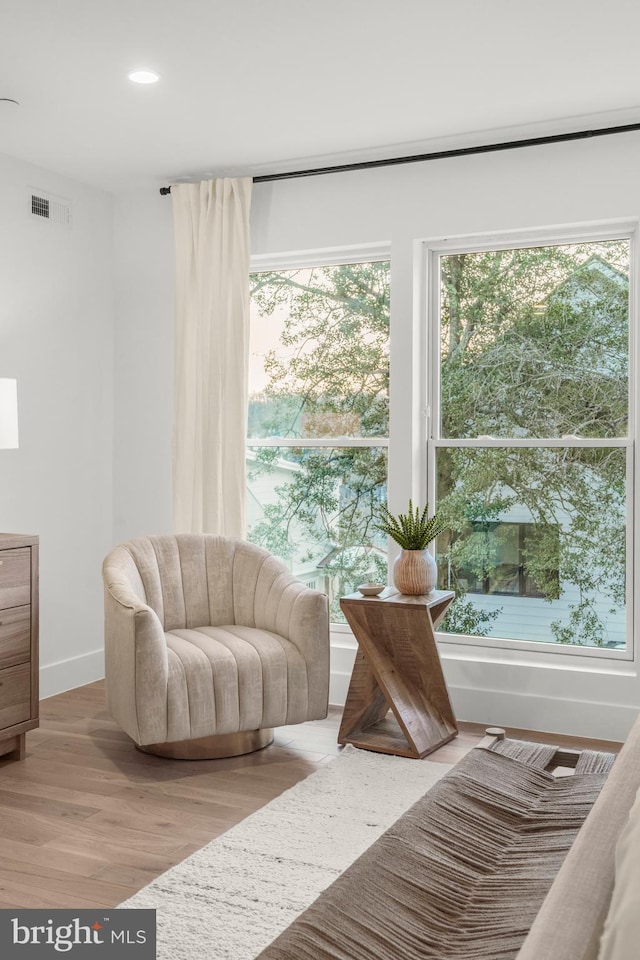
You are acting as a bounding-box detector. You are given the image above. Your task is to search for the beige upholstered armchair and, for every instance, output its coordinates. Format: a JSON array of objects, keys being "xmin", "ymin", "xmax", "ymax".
[{"xmin": 102, "ymin": 534, "xmax": 330, "ymax": 758}]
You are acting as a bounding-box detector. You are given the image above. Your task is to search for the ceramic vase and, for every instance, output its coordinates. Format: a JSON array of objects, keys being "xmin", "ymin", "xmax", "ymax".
[{"xmin": 393, "ymin": 548, "xmax": 437, "ymax": 595}]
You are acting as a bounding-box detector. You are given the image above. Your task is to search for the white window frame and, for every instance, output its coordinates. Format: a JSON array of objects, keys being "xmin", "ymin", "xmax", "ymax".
[
  {"xmin": 423, "ymin": 219, "xmax": 638, "ymax": 664},
  {"xmin": 248, "ymin": 242, "xmax": 392, "ymax": 630}
]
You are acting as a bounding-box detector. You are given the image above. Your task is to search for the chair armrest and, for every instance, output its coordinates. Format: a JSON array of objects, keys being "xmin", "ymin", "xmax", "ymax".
[
  {"xmin": 103, "ymin": 554, "xmax": 169, "ymax": 745},
  {"xmin": 250, "ymin": 559, "xmax": 330, "ymax": 719}
]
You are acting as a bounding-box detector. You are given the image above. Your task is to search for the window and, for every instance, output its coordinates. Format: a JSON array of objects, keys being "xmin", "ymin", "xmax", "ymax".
[
  {"xmin": 429, "ymin": 234, "xmax": 631, "ymax": 651},
  {"xmin": 247, "ymin": 258, "xmax": 390, "ymax": 623},
  {"xmin": 439, "ymin": 521, "xmax": 560, "ymax": 599}
]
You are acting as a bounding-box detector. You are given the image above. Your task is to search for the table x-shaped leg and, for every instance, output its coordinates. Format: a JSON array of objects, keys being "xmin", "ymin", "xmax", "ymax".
[{"xmin": 338, "ymin": 592, "xmax": 457, "ymax": 758}]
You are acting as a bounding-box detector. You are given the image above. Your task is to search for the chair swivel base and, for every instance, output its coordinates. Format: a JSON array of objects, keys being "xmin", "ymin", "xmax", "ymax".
[{"xmin": 135, "ymin": 727, "xmax": 274, "ymax": 760}]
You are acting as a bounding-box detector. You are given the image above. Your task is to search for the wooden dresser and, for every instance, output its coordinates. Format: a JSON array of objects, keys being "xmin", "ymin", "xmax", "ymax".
[{"xmin": 0, "ymin": 533, "xmax": 39, "ymax": 761}]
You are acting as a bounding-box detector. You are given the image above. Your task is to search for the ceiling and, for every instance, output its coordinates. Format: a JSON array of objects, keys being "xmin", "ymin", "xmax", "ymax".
[{"xmin": 1, "ymin": 0, "xmax": 640, "ymax": 194}]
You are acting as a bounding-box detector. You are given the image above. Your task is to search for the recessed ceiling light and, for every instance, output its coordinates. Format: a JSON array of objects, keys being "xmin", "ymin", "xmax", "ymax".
[{"xmin": 128, "ymin": 70, "xmax": 160, "ymax": 84}]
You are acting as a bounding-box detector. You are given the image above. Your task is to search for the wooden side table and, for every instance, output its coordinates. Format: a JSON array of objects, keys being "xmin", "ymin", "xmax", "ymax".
[{"xmin": 338, "ymin": 588, "xmax": 457, "ymax": 759}]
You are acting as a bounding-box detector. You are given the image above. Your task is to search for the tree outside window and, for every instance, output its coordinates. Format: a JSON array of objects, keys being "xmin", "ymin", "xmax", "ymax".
[
  {"xmin": 434, "ymin": 240, "xmax": 629, "ymax": 648},
  {"xmin": 247, "ymin": 261, "xmax": 390, "ymax": 622}
]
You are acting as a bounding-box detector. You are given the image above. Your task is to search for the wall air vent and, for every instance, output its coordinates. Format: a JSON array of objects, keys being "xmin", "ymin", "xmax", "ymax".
[{"xmin": 28, "ymin": 189, "xmax": 72, "ymax": 226}]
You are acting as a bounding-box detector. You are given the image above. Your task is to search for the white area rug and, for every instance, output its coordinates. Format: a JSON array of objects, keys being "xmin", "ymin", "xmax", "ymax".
[{"xmin": 120, "ymin": 744, "xmax": 452, "ymax": 960}]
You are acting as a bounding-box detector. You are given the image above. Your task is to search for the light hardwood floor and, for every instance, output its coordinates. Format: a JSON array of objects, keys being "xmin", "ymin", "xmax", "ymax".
[{"xmin": 0, "ymin": 680, "xmax": 623, "ymax": 909}]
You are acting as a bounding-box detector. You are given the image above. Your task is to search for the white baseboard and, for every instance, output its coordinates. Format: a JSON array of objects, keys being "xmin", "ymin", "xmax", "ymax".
[
  {"xmin": 447, "ymin": 684, "xmax": 636, "ymax": 743},
  {"xmin": 39, "ymin": 649, "xmax": 104, "ymax": 701},
  {"xmin": 329, "ymin": 638, "xmax": 638, "ymax": 743}
]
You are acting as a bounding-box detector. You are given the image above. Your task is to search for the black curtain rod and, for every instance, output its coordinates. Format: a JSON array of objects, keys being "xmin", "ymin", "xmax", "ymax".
[{"xmin": 158, "ymin": 120, "xmax": 640, "ymax": 195}]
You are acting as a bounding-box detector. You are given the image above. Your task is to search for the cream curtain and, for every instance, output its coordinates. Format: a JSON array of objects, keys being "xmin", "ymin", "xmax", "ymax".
[{"xmin": 171, "ymin": 178, "xmax": 252, "ymax": 537}]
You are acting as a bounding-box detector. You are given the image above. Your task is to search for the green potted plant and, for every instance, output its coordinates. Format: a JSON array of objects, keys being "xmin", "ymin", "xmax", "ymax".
[{"xmin": 376, "ymin": 500, "xmax": 448, "ymax": 595}]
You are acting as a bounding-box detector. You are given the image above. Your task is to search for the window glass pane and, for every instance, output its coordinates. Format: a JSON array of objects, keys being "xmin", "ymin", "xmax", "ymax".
[
  {"xmin": 435, "ymin": 446, "xmax": 626, "ymax": 648},
  {"xmin": 452, "ymin": 521, "xmax": 558, "ymax": 598},
  {"xmin": 249, "ymin": 262, "xmax": 390, "ymax": 439},
  {"xmin": 247, "ymin": 446, "xmax": 388, "ymax": 622},
  {"xmin": 486, "ymin": 523, "xmax": 521, "ymax": 595},
  {"xmin": 440, "ymin": 240, "xmax": 629, "ymax": 439}
]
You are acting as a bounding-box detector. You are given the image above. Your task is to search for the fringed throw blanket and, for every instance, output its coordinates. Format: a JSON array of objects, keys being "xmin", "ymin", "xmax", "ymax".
[{"xmin": 257, "ymin": 741, "xmax": 615, "ymax": 960}]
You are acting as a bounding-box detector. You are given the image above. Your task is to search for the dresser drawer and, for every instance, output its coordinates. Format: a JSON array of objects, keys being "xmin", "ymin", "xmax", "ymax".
[
  {"xmin": 0, "ymin": 548, "xmax": 31, "ymax": 611},
  {"xmin": 0, "ymin": 605, "xmax": 30, "ymax": 668},
  {"xmin": 0, "ymin": 662, "xmax": 31, "ymax": 728}
]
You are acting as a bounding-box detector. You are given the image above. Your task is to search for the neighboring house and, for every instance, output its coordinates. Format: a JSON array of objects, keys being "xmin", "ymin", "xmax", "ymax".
[
  {"xmin": 446, "ymin": 503, "xmax": 626, "ymax": 649},
  {"xmin": 246, "ymin": 449, "xmax": 329, "ymax": 588},
  {"xmin": 316, "ymin": 542, "xmax": 388, "ymax": 598},
  {"xmin": 246, "ymin": 449, "xmax": 388, "ymax": 607}
]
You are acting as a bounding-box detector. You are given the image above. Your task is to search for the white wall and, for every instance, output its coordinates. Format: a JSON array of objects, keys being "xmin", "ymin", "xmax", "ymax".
[
  {"xmin": 111, "ymin": 132, "xmax": 640, "ymax": 741},
  {"xmin": 0, "ymin": 153, "xmax": 115, "ymax": 696},
  {"xmin": 111, "ymin": 191, "xmax": 174, "ymax": 544}
]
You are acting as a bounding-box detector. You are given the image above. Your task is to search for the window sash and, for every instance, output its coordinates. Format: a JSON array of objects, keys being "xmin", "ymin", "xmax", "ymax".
[
  {"xmin": 430, "ymin": 437, "xmax": 631, "ymax": 449},
  {"xmin": 247, "ymin": 250, "xmax": 391, "ymax": 626},
  {"xmin": 428, "ymin": 440, "xmax": 634, "ymax": 661},
  {"xmin": 425, "ymin": 227, "xmax": 635, "ymax": 661}
]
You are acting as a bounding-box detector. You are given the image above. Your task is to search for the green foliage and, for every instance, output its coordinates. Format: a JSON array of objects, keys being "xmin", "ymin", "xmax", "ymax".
[
  {"xmin": 250, "ymin": 262, "xmax": 389, "ymax": 439},
  {"xmin": 440, "ymin": 597, "xmax": 501, "ymax": 637},
  {"xmin": 376, "ymin": 500, "xmax": 448, "ymax": 550},
  {"xmin": 440, "ymin": 249, "xmax": 628, "ymax": 441},
  {"xmin": 550, "ymin": 600, "xmax": 602, "ymax": 646},
  {"xmin": 437, "ymin": 243, "xmax": 629, "ymax": 646}
]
